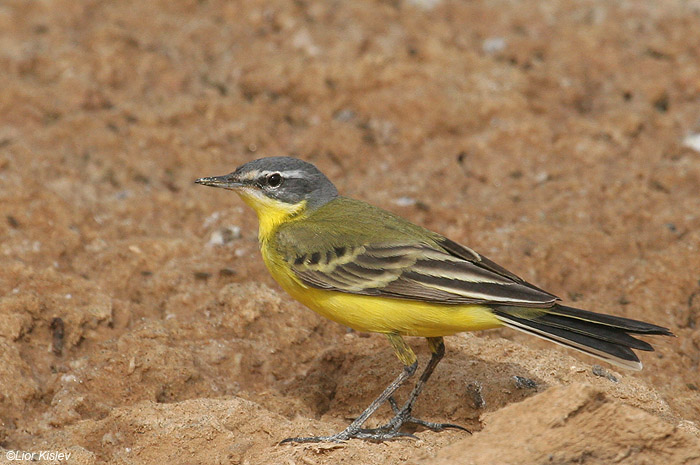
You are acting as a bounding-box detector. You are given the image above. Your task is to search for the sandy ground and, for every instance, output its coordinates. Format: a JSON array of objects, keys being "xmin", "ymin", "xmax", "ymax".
[{"xmin": 1, "ymin": 0, "xmax": 700, "ymax": 464}]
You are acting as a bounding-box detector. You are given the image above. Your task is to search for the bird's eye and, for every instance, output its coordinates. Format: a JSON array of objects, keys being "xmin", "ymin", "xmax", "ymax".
[{"xmin": 267, "ymin": 173, "xmax": 282, "ymax": 188}]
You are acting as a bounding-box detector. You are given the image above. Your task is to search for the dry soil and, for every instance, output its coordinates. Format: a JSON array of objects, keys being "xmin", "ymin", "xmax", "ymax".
[{"xmin": 1, "ymin": 1, "xmax": 700, "ymax": 464}]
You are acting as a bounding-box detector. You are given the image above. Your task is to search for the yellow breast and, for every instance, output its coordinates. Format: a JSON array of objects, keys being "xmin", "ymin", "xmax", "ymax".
[{"xmin": 239, "ymin": 189, "xmax": 502, "ymax": 337}]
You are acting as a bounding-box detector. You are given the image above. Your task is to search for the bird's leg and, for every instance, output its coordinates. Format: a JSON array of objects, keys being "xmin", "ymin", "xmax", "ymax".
[
  {"xmin": 369, "ymin": 337, "xmax": 469, "ymax": 435},
  {"xmin": 281, "ymin": 333, "xmax": 418, "ymax": 443}
]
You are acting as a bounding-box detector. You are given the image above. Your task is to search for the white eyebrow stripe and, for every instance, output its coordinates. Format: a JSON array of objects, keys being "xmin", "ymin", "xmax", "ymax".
[
  {"xmin": 238, "ymin": 170, "xmax": 260, "ymax": 181},
  {"xmin": 259, "ymin": 169, "xmax": 307, "ymax": 178}
]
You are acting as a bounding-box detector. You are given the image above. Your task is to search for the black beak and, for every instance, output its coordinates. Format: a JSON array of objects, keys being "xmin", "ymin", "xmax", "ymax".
[{"xmin": 194, "ymin": 174, "xmax": 243, "ymax": 190}]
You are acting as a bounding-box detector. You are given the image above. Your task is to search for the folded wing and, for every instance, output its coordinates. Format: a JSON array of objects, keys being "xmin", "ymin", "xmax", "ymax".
[{"xmin": 287, "ymin": 240, "xmax": 559, "ymax": 307}]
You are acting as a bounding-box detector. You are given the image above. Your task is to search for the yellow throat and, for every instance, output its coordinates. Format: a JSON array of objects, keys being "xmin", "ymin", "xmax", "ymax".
[{"xmin": 235, "ymin": 187, "xmax": 306, "ymax": 242}]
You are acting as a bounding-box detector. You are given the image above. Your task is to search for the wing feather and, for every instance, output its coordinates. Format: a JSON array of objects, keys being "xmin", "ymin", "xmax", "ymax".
[
  {"xmin": 290, "ymin": 241, "xmax": 558, "ymax": 307},
  {"xmin": 272, "ymin": 197, "xmax": 558, "ymax": 307}
]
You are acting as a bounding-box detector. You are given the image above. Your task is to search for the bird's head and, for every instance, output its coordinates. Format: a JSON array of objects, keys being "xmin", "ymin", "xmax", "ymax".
[{"xmin": 196, "ymin": 157, "xmax": 339, "ymax": 225}]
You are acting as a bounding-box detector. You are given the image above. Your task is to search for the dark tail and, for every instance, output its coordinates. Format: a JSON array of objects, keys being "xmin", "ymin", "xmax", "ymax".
[{"xmin": 492, "ymin": 304, "xmax": 674, "ymax": 370}]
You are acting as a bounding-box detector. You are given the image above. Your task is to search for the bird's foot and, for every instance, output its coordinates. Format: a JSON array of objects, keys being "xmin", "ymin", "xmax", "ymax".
[
  {"xmin": 280, "ymin": 398, "xmax": 469, "ymax": 444},
  {"xmin": 366, "ymin": 397, "xmax": 470, "ymax": 436},
  {"xmin": 280, "ymin": 427, "xmax": 417, "ymax": 444}
]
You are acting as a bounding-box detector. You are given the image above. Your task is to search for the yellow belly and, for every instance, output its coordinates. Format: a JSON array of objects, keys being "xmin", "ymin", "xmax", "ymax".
[{"xmin": 262, "ymin": 245, "xmax": 503, "ymax": 337}]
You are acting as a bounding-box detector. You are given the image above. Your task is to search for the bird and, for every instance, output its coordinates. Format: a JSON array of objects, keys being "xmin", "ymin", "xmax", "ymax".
[{"xmin": 195, "ymin": 156, "xmax": 673, "ymax": 443}]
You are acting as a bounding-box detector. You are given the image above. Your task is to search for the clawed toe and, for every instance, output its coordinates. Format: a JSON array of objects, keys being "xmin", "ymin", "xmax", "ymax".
[
  {"xmin": 280, "ymin": 435, "xmax": 342, "ymax": 444},
  {"xmin": 355, "ymin": 429, "xmax": 418, "ymax": 441},
  {"xmin": 405, "ymin": 417, "xmax": 470, "ymax": 433},
  {"xmin": 280, "ymin": 427, "xmax": 417, "ymax": 444},
  {"xmin": 281, "ymin": 415, "xmax": 469, "ymax": 444},
  {"xmin": 385, "ymin": 396, "xmax": 470, "ymax": 434}
]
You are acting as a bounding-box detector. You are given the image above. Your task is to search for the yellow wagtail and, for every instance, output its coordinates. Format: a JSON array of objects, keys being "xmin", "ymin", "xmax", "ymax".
[{"xmin": 196, "ymin": 156, "xmax": 672, "ymax": 443}]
